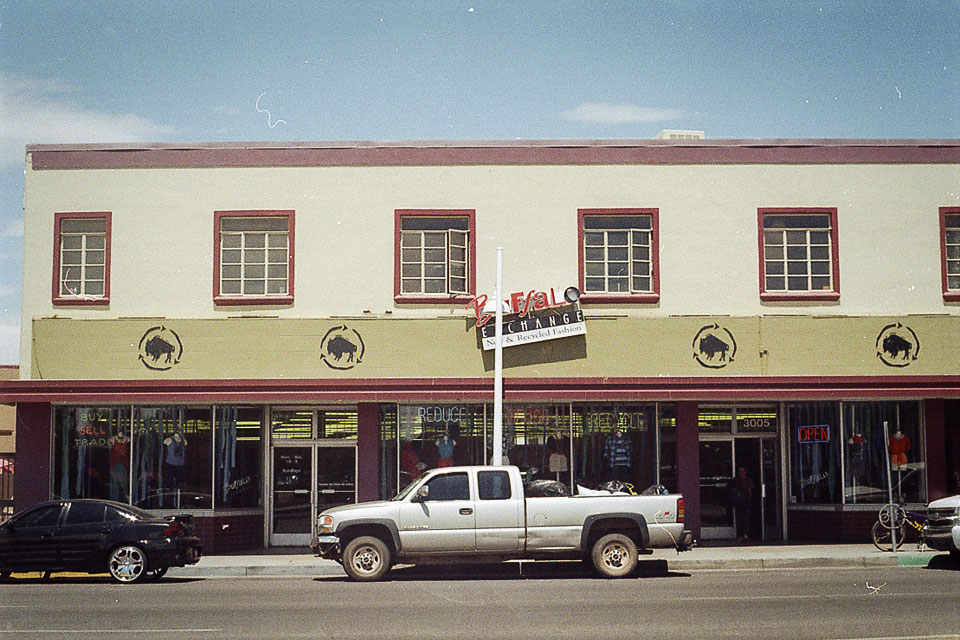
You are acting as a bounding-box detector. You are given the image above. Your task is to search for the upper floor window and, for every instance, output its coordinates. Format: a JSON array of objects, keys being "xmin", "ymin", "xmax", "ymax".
[
  {"xmin": 940, "ymin": 207, "xmax": 960, "ymax": 301},
  {"xmin": 395, "ymin": 209, "xmax": 476, "ymax": 303},
  {"xmin": 214, "ymin": 210, "xmax": 294, "ymax": 305},
  {"xmin": 578, "ymin": 208, "xmax": 659, "ymax": 303},
  {"xmin": 758, "ymin": 208, "xmax": 840, "ymax": 302},
  {"xmin": 53, "ymin": 211, "xmax": 111, "ymax": 306}
]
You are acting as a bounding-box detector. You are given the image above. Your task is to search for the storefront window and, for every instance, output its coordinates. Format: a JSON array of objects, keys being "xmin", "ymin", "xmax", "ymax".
[
  {"xmin": 215, "ymin": 406, "xmax": 263, "ymax": 509},
  {"xmin": 572, "ymin": 404, "xmax": 657, "ymax": 491},
  {"xmin": 270, "ymin": 408, "xmax": 357, "ymax": 440},
  {"xmin": 379, "ymin": 405, "xmax": 398, "ymax": 498},
  {"xmin": 699, "ymin": 408, "xmax": 734, "ymax": 433},
  {"xmin": 53, "ymin": 406, "xmax": 131, "ymax": 501},
  {"xmin": 318, "ymin": 409, "xmax": 358, "ymax": 440},
  {"xmin": 396, "ymin": 405, "xmax": 485, "ymax": 488},
  {"xmin": 131, "ymin": 407, "xmax": 212, "ymax": 509},
  {"xmin": 789, "ymin": 403, "xmax": 842, "ymax": 504},
  {"xmin": 502, "ymin": 405, "xmax": 571, "ymax": 482},
  {"xmin": 844, "ymin": 401, "xmax": 924, "ymax": 504},
  {"xmin": 271, "ymin": 409, "xmax": 313, "ymax": 439},
  {"xmin": 658, "ymin": 405, "xmax": 677, "ymax": 493},
  {"xmin": 379, "ymin": 402, "xmax": 672, "ymax": 498}
]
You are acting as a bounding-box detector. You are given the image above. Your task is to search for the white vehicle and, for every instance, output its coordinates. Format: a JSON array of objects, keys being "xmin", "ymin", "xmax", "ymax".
[
  {"xmin": 310, "ymin": 465, "xmax": 692, "ymax": 581},
  {"xmin": 923, "ymin": 495, "xmax": 960, "ymax": 557}
]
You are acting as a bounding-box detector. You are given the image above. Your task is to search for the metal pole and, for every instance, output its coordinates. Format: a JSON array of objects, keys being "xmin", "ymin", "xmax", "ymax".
[
  {"xmin": 493, "ymin": 247, "xmax": 504, "ymax": 466},
  {"xmin": 882, "ymin": 419, "xmax": 897, "ymax": 554}
]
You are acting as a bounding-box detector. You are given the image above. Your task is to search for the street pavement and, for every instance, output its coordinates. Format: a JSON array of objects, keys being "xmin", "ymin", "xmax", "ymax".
[
  {"xmin": 165, "ymin": 542, "xmax": 946, "ymax": 579},
  {"xmin": 5, "ymin": 564, "xmax": 960, "ymax": 640}
]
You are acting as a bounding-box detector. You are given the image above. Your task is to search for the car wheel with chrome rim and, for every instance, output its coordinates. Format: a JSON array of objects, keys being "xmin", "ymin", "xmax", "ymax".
[{"xmin": 107, "ymin": 545, "xmax": 148, "ymax": 583}]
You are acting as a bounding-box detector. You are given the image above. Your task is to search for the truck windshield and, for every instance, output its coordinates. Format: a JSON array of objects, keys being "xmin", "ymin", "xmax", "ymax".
[{"xmin": 390, "ymin": 480, "xmax": 421, "ymax": 502}]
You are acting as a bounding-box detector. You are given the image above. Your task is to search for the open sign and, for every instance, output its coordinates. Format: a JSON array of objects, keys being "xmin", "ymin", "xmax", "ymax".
[{"xmin": 797, "ymin": 425, "xmax": 830, "ymax": 443}]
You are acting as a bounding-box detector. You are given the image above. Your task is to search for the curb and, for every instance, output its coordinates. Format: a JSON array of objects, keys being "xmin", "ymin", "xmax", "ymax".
[{"xmin": 165, "ymin": 554, "xmax": 937, "ymax": 578}]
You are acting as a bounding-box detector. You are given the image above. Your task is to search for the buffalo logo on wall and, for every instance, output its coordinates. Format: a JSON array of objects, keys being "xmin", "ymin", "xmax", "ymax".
[
  {"xmin": 876, "ymin": 323, "xmax": 920, "ymax": 368},
  {"xmin": 692, "ymin": 323, "xmax": 737, "ymax": 369},
  {"xmin": 320, "ymin": 325, "xmax": 365, "ymax": 370},
  {"xmin": 138, "ymin": 326, "xmax": 183, "ymax": 371}
]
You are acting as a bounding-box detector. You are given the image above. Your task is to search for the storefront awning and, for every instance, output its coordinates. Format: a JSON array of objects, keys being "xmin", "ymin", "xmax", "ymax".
[{"xmin": 4, "ymin": 375, "xmax": 960, "ymax": 405}]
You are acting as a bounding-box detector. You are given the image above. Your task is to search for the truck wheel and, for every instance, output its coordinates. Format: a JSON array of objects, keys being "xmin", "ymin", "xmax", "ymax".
[
  {"xmin": 342, "ymin": 536, "xmax": 391, "ymax": 582},
  {"xmin": 591, "ymin": 533, "xmax": 638, "ymax": 578}
]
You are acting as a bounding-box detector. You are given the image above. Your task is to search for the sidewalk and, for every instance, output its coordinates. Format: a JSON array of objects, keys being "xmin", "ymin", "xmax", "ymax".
[{"xmin": 167, "ymin": 543, "xmax": 946, "ymax": 579}]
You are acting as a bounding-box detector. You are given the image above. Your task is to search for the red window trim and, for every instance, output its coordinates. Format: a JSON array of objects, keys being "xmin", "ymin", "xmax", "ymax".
[
  {"xmin": 213, "ymin": 210, "xmax": 295, "ymax": 306},
  {"xmin": 757, "ymin": 207, "xmax": 841, "ymax": 303},
  {"xmin": 940, "ymin": 207, "xmax": 960, "ymax": 302},
  {"xmin": 52, "ymin": 211, "xmax": 112, "ymax": 307},
  {"xmin": 394, "ymin": 209, "xmax": 477, "ymax": 304},
  {"xmin": 577, "ymin": 208, "xmax": 660, "ymax": 304}
]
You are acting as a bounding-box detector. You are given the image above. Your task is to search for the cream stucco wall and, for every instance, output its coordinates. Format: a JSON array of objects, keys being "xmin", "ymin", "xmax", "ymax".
[{"xmin": 20, "ymin": 154, "xmax": 960, "ymax": 378}]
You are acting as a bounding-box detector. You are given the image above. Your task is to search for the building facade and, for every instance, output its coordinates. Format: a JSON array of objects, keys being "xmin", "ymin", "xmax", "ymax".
[
  {"xmin": 0, "ymin": 366, "xmax": 16, "ymax": 520},
  {"xmin": 2, "ymin": 139, "xmax": 960, "ymax": 551}
]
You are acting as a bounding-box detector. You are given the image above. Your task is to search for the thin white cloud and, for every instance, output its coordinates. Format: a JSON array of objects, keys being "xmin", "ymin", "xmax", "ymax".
[
  {"xmin": 560, "ymin": 102, "xmax": 684, "ymax": 124},
  {"xmin": 0, "ymin": 72, "xmax": 175, "ymax": 167}
]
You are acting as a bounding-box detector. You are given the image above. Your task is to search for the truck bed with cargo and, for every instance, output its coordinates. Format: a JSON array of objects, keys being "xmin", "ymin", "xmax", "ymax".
[{"xmin": 311, "ymin": 465, "xmax": 692, "ymax": 581}]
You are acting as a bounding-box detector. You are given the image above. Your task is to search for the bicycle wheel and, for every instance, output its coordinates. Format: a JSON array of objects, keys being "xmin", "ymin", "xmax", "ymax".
[
  {"xmin": 872, "ymin": 520, "xmax": 906, "ymax": 552},
  {"xmin": 877, "ymin": 504, "xmax": 905, "ymax": 528}
]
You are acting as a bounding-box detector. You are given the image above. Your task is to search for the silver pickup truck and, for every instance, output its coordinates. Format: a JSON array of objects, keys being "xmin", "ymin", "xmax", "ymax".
[{"xmin": 310, "ymin": 465, "xmax": 692, "ymax": 581}]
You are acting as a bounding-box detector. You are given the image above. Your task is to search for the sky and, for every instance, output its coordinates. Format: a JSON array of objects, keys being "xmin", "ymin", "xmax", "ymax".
[{"xmin": 0, "ymin": 0, "xmax": 957, "ymax": 364}]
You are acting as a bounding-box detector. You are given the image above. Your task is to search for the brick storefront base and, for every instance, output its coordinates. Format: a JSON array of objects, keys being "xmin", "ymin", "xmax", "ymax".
[
  {"xmin": 787, "ymin": 508, "xmax": 922, "ymax": 544},
  {"xmin": 193, "ymin": 513, "xmax": 264, "ymax": 554}
]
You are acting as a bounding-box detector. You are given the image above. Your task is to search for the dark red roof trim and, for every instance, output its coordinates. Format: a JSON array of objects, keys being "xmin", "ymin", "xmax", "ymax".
[
  {"xmin": 27, "ymin": 139, "xmax": 960, "ymax": 169},
  {"xmin": 3, "ymin": 375, "xmax": 960, "ymax": 404}
]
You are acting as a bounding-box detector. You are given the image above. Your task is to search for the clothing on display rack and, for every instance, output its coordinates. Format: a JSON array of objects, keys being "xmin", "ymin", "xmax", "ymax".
[
  {"xmin": 603, "ymin": 429, "xmax": 632, "ymax": 481},
  {"xmin": 436, "ymin": 434, "xmax": 456, "ymax": 467},
  {"xmin": 889, "ymin": 431, "xmax": 911, "ymax": 468}
]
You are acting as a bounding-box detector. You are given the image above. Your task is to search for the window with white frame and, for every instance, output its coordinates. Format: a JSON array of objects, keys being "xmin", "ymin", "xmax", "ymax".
[
  {"xmin": 760, "ymin": 211, "xmax": 837, "ymax": 296},
  {"xmin": 942, "ymin": 210, "xmax": 960, "ymax": 293},
  {"xmin": 218, "ymin": 215, "xmax": 291, "ymax": 298},
  {"xmin": 582, "ymin": 214, "xmax": 654, "ymax": 294},
  {"xmin": 399, "ymin": 216, "xmax": 469, "ymax": 295},
  {"xmin": 55, "ymin": 213, "xmax": 109, "ymax": 302}
]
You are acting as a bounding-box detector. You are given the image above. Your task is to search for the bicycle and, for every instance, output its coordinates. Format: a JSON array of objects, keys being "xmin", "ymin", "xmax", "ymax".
[{"xmin": 872, "ymin": 502, "xmax": 926, "ymax": 552}]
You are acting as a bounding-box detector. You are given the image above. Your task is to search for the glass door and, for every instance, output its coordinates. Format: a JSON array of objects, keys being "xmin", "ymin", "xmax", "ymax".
[
  {"xmin": 316, "ymin": 445, "xmax": 356, "ymax": 513},
  {"xmin": 271, "ymin": 445, "xmax": 357, "ymax": 546},
  {"xmin": 699, "ymin": 440, "xmax": 734, "ymax": 539},
  {"xmin": 760, "ymin": 437, "xmax": 781, "ymax": 540},
  {"xmin": 269, "ymin": 407, "xmax": 358, "ymax": 546},
  {"xmin": 271, "ymin": 446, "xmax": 312, "ymax": 544}
]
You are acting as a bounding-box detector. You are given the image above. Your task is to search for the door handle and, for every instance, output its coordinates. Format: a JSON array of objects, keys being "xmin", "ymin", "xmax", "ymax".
[{"xmin": 459, "ymin": 508, "xmax": 473, "ymax": 516}]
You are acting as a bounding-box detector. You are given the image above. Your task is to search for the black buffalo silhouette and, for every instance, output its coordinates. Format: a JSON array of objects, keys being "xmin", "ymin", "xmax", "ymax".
[
  {"xmin": 327, "ymin": 335, "xmax": 358, "ymax": 362},
  {"xmin": 699, "ymin": 334, "xmax": 730, "ymax": 361},
  {"xmin": 144, "ymin": 335, "xmax": 176, "ymax": 363},
  {"xmin": 882, "ymin": 333, "xmax": 912, "ymax": 360}
]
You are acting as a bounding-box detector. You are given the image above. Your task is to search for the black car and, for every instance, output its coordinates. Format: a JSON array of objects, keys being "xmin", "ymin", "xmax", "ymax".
[{"xmin": 0, "ymin": 499, "xmax": 202, "ymax": 583}]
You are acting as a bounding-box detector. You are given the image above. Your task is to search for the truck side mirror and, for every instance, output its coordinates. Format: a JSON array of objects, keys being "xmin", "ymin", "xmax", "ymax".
[{"xmin": 415, "ymin": 485, "xmax": 429, "ymax": 502}]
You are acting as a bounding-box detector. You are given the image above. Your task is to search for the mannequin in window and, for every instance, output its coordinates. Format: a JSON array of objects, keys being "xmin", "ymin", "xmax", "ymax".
[
  {"xmin": 163, "ymin": 430, "xmax": 187, "ymax": 492},
  {"xmin": 603, "ymin": 428, "xmax": 632, "ymax": 481},
  {"xmin": 889, "ymin": 430, "xmax": 911, "ymax": 469},
  {"xmin": 436, "ymin": 431, "xmax": 456, "ymax": 468},
  {"xmin": 848, "ymin": 433, "xmax": 867, "ymax": 480},
  {"xmin": 547, "ymin": 430, "xmax": 569, "ymax": 481}
]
